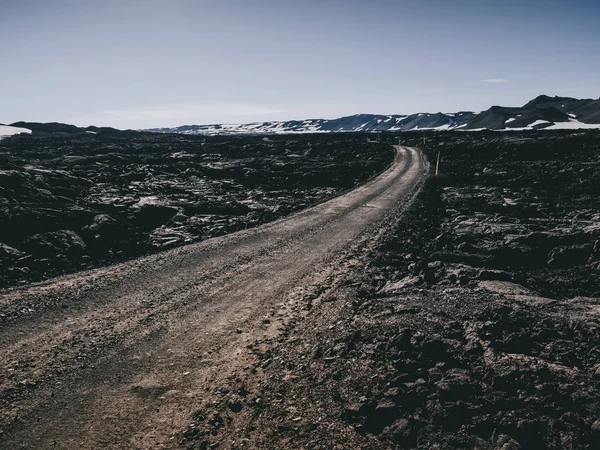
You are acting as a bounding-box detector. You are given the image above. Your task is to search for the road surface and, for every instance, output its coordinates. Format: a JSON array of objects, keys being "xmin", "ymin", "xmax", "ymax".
[{"xmin": 0, "ymin": 146, "xmax": 426, "ymax": 449}]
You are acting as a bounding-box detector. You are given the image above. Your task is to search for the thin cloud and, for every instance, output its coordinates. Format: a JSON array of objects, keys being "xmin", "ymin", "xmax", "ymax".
[
  {"xmin": 481, "ymin": 78, "xmax": 509, "ymax": 84},
  {"xmin": 101, "ymin": 103, "xmax": 284, "ymax": 122},
  {"xmin": 72, "ymin": 102, "xmax": 286, "ymax": 128}
]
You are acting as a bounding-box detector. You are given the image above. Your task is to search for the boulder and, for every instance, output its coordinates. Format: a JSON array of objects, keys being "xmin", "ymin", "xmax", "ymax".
[
  {"xmin": 547, "ymin": 244, "xmax": 593, "ymax": 269},
  {"xmin": 0, "ymin": 242, "xmax": 25, "ymax": 260},
  {"xmin": 131, "ymin": 202, "xmax": 179, "ymax": 230},
  {"xmin": 88, "ymin": 214, "xmax": 117, "ymax": 233},
  {"xmin": 494, "ymin": 434, "xmax": 521, "ymax": 450},
  {"xmin": 22, "ymin": 230, "xmax": 87, "ymax": 258}
]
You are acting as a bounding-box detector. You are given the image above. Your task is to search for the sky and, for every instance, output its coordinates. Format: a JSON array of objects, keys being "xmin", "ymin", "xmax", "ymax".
[{"xmin": 1, "ymin": 0, "xmax": 599, "ymax": 129}]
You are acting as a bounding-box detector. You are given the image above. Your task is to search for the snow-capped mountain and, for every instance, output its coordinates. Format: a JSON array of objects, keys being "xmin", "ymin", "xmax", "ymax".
[
  {"xmin": 3, "ymin": 95, "xmax": 600, "ymax": 138},
  {"xmin": 145, "ymin": 96, "xmax": 600, "ymax": 135},
  {"xmin": 462, "ymin": 95, "xmax": 600, "ymax": 131},
  {"xmin": 145, "ymin": 112, "xmax": 477, "ymax": 136},
  {"xmin": 0, "ymin": 122, "xmax": 129, "ymax": 137},
  {"xmin": 0, "ymin": 124, "xmax": 32, "ymax": 139}
]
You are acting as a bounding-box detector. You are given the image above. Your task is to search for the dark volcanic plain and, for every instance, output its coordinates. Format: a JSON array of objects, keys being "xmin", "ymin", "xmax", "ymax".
[
  {"xmin": 0, "ymin": 132, "xmax": 393, "ymax": 288},
  {"xmin": 199, "ymin": 130, "xmax": 600, "ymax": 449},
  {"xmin": 1, "ymin": 129, "xmax": 600, "ymax": 450},
  {"xmin": 0, "ymin": 134, "xmax": 422, "ymax": 449}
]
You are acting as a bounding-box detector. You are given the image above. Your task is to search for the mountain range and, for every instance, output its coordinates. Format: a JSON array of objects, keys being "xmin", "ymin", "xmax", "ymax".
[
  {"xmin": 2, "ymin": 95, "xmax": 600, "ymax": 138},
  {"xmin": 145, "ymin": 95, "xmax": 600, "ymax": 135}
]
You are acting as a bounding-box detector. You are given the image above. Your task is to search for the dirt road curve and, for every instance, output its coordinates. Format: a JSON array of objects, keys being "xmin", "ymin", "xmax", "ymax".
[{"xmin": 0, "ymin": 146, "xmax": 426, "ymax": 449}]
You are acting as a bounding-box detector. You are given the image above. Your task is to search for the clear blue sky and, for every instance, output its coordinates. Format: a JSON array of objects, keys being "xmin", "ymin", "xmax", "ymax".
[{"xmin": 1, "ymin": 0, "xmax": 599, "ymax": 129}]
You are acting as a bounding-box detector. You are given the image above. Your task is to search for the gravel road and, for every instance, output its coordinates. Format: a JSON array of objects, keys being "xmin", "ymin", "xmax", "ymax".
[{"xmin": 0, "ymin": 146, "xmax": 425, "ymax": 449}]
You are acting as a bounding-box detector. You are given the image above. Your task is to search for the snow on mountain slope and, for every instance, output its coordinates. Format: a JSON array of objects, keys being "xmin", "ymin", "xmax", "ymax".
[
  {"xmin": 145, "ymin": 112, "xmax": 476, "ymax": 136},
  {"xmin": 0, "ymin": 124, "xmax": 32, "ymax": 138},
  {"xmin": 144, "ymin": 97, "xmax": 600, "ymax": 136},
  {"xmin": 5, "ymin": 95, "xmax": 599, "ymax": 138},
  {"xmin": 544, "ymin": 119, "xmax": 600, "ymax": 130}
]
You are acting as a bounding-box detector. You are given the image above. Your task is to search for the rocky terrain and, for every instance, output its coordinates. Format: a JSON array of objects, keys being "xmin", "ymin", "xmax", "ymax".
[
  {"xmin": 0, "ymin": 146, "xmax": 425, "ymax": 449},
  {"xmin": 173, "ymin": 130, "xmax": 600, "ymax": 449},
  {"xmin": 0, "ymin": 131, "xmax": 393, "ymax": 288},
  {"xmin": 2, "ymin": 128, "xmax": 599, "ymax": 449},
  {"xmin": 389, "ymin": 130, "xmax": 600, "ymax": 300}
]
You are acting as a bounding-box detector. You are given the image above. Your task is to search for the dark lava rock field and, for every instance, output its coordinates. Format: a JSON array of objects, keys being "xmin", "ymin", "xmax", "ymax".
[
  {"xmin": 0, "ymin": 132, "xmax": 393, "ymax": 288},
  {"xmin": 405, "ymin": 130, "xmax": 600, "ymax": 300},
  {"xmin": 177, "ymin": 131, "xmax": 600, "ymax": 449},
  {"xmin": 2, "ymin": 127, "xmax": 600, "ymax": 449}
]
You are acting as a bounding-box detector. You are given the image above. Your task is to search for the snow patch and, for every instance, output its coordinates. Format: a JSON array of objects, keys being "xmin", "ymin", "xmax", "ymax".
[
  {"xmin": 0, "ymin": 124, "xmax": 32, "ymax": 139},
  {"xmin": 135, "ymin": 196, "xmax": 165, "ymax": 207},
  {"xmin": 544, "ymin": 119, "xmax": 600, "ymax": 130},
  {"xmin": 170, "ymin": 152, "xmax": 194, "ymax": 159},
  {"xmin": 528, "ymin": 120, "xmax": 551, "ymax": 128}
]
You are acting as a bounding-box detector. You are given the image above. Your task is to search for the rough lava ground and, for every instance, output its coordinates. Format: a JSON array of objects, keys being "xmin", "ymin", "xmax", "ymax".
[
  {"xmin": 0, "ymin": 132, "xmax": 392, "ymax": 288},
  {"xmin": 174, "ymin": 131, "xmax": 600, "ymax": 450},
  {"xmin": 1, "ymin": 130, "xmax": 599, "ymax": 449}
]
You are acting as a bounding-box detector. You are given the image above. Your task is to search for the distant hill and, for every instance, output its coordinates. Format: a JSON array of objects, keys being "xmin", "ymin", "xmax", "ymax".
[
  {"xmin": 463, "ymin": 95, "xmax": 600, "ymax": 131},
  {"xmin": 3, "ymin": 95, "xmax": 600, "ymax": 139},
  {"xmin": 522, "ymin": 95, "xmax": 600, "ymax": 123},
  {"xmin": 0, "ymin": 121, "xmax": 129, "ymax": 138},
  {"xmin": 0, "ymin": 124, "xmax": 33, "ymax": 138},
  {"xmin": 145, "ymin": 112, "xmax": 477, "ymax": 135},
  {"xmin": 9, "ymin": 121, "xmax": 83, "ymax": 134},
  {"xmin": 146, "ymin": 95, "xmax": 600, "ymax": 135}
]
